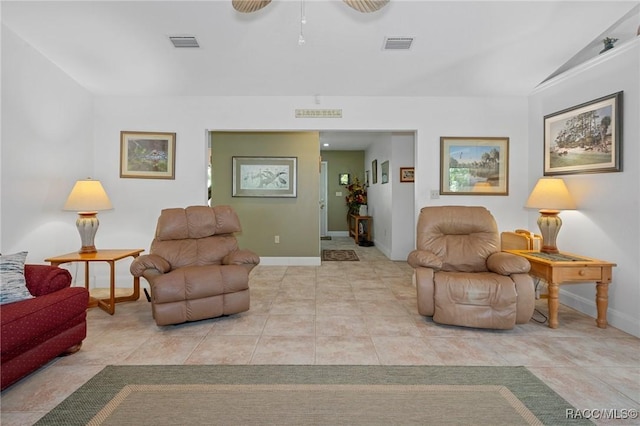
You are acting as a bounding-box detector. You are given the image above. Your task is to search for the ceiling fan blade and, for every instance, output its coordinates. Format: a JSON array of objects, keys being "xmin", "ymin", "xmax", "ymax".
[
  {"xmin": 232, "ymin": 0, "xmax": 272, "ymax": 13},
  {"xmin": 343, "ymin": 0, "xmax": 390, "ymax": 13}
]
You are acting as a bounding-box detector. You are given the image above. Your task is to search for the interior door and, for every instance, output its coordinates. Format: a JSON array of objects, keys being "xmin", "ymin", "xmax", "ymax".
[{"xmin": 319, "ymin": 161, "xmax": 328, "ymax": 238}]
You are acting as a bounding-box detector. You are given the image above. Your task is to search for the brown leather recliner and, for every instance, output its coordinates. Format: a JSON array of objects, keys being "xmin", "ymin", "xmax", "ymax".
[
  {"xmin": 407, "ymin": 206, "xmax": 535, "ymax": 330},
  {"xmin": 130, "ymin": 205, "xmax": 260, "ymax": 326}
]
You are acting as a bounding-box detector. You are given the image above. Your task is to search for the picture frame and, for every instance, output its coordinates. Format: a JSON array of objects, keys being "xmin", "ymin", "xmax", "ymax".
[
  {"xmin": 440, "ymin": 136, "xmax": 509, "ymax": 195},
  {"xmin": 232, "ymin": 156, "xmax": 297, "ymax": 197},
  {"xmin": 339, "ymin": 173, "xmax": 350, "ymax": 186},
  {"xmin": 381, "ymin": 161, "xmax": 389, "ymax": 184},
  {"xmin": 400, "ymin": 167, "xmax": 414, "ymax": 182},
  {"xmin": 544, "ymin": 91, "xmax": 622, "ymax": 175},
  {"xmin": 372, "ymin": 160, "xmax": 378, "ymax": 184},
  {"xmin": 120, "ymin": 131, "xmax": 176, "ymax": 179}
]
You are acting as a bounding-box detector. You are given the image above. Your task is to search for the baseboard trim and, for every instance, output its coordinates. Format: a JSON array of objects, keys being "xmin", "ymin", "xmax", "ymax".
[
  {"xmin": 327, "ymin": 231, "xmax": 349, "ymax": 238},
  {"xmin": 259, "ymin": 257, "xmax": 321, "ymax": 266},
  {"xmin": 559, "ymin": 290, "xmax": 639, "ymax": 338}
]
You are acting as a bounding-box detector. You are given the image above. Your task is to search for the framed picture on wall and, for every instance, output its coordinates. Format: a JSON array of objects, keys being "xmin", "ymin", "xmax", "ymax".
[
  {"xmin": 372, "ymin": 160, "xmax": 378, "ymax": 184},
  {"xmin": 543, "ymin": 91, "xmax": 622, "ymax": 175},
  {"xmin": 400, "ymin": 167, "xmax": 414, "ymax": 182},
  {"xmin": 440, "ymin": 136, "xmax": 509, "ymax": 195},
  {"xmin": 232, "ymin": 156, "xmax": 297, "ymax": 197},
  {"xmin": 120, "ymin": 131, "xmax": 176, "ymax": 179},
  {"xmin": 381, "ymin": 161, "xmax": 389, "ymax": 184}
]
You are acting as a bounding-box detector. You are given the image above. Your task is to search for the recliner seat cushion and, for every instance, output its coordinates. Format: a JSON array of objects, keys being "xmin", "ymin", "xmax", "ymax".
[{"xmin": 433, "ymin": 271, "xmax": 517, "ymax": 329}]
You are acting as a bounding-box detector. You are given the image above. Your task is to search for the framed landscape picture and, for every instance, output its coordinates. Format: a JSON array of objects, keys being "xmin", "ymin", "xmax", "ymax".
[
  {"xmin": 440, "ymin": 137, "xmax": 509, "ymax": 195},
  {"xmin": 544, "ymin": 91, "xmax": 622, "ymax": 175},
  {"xmin": 232, "ymin": 156, "xmax": 297, "ymax": 197},
  {"xmin": 120, "ymin": 131, "xmax": 176, "ymax": 179}
]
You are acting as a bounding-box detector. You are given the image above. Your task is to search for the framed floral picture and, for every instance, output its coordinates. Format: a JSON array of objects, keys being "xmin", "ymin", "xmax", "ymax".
[
  {"xmin": 544, "ymin": 91, "xmax": 622, "ymax": 175},
  {"xmin": 440, "ymin": 136, "xmax": 509, "ymax": 195},
  {"xmin": 120, "ymin": 131, "xmax": 176, "ymax": 179}
]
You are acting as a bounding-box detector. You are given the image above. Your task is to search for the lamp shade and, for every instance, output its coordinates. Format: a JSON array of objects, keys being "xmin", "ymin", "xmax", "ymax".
[
  {"xmin": 63, "ymin": 179, "xmax": 113, "ymax": 212},
  {"xmin": 525, "ymin": 178, "xmax": 576, "ymax": 211}
]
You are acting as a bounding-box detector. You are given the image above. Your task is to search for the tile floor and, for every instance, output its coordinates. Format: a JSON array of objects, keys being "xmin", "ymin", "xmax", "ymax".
[{"xmin": 1, "ymin": 238, "xmax": 639, "ymax": 425}]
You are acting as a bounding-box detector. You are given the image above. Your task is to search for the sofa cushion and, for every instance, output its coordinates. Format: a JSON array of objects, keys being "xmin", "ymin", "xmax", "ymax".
[
  {"xmin": 0, "ymin": 251, "xmax": 34, "ymax": 305},
  {"xmin": 1, "ymin": 287, "xmax": 88, "ymax": 355}
]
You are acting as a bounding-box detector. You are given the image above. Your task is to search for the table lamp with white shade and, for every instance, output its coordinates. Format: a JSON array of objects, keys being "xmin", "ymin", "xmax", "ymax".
[
  {"xmin": 63, "ymin": 178, "xmax": 113, "ymax": 253},
  {"xmin": 525, "ymin": 177, "xmax": 576, "ymax": 254}
]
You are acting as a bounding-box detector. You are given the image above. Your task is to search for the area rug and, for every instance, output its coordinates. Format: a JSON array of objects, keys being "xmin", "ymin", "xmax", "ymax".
[
  {"xmin": 36, "ymin": 365, "xmax": 590, "ymax": 425},
  {"xmin": 322, "ymin": 249, "xmax": 359, "ymax": 261}
]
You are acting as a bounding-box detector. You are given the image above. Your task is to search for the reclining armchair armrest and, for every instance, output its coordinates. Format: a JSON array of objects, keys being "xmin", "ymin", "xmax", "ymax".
[
  {"xmin": 130, "ymin": 254, "xmax": 171, "ymax": 277},
  {"xmin": 487, "ymin": 252, "xmax": 531, "ymax": 275},
  {"xmin": 24, "ymin": 264, "xmax": 72, "ymax": 296},
  {"xmin": 223, "ymin": 249, "xmax": 260, "ymax": 267},
  {"xmin": 407, "ymin": 250, "xmax": 443, "ymax": 270}
]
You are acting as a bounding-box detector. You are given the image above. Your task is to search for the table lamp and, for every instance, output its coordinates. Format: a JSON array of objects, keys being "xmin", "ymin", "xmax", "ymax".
[
  {"xmin": 63, "ymin": 178, "xmax": 113, "ymax": 253},
  {"xmin": 525, "ymin": 177, "xmax": 576, "ymax": 254}
]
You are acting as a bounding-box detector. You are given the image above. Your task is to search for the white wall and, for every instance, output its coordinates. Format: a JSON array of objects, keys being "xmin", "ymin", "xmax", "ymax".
[
  {"xmin": 365, "ymin": 132, "xmax": 416, "ymax": 261},
  {"xmin": 528, "ymin": 40, "xmax": 640, "ymax": 337},
  {"xmin": 391, "ymin": 133, "xmax": 415, "ymax": 260},
  {"xmin": 1, "ymin": 25, "xmax": 93, "ymax": 263}
]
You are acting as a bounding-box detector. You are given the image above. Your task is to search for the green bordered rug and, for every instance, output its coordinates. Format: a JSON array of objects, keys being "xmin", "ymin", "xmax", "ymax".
[{"xmin": 36, "ymin": 365, "xmax": 591, "ymax": 425}]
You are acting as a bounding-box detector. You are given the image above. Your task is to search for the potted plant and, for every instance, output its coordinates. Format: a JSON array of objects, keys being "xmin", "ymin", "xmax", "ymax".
[{"xmin": 345, "ymin": 178, "xmax": 367, "ymax": 217}]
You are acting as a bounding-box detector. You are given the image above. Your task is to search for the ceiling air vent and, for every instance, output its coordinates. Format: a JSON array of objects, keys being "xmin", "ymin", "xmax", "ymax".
[
  {"xmin": 383, "ymin": 36, "xmax": 414, "ymax": 50},
  {"xmin": 169, "ymin": 36, "xmax": 200, "ymax": 48}
]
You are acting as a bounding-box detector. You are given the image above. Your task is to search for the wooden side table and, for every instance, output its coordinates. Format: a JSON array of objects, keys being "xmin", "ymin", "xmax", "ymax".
[
  {"xmin": 349, "ymin": 214, "xmax": 372, "ymax": 244},
  {"xmin": 504, "ymin": 250, "xmax": 616, "ymax": 329},
  {"xmin": 45, "ymin": 249, "xmax": 144, "ymax": 315}
]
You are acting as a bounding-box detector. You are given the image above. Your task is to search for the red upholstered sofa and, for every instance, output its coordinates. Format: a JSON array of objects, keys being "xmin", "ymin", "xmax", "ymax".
[{"xmin": 1, "ymin": 264, "xmax": 88, "ymax": 390}]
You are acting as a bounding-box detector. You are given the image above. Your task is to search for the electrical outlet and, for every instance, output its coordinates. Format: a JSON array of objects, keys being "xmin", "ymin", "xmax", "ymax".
[
  {"xmin": 430, "ymin": 190, "xmax": 440, "ymax": 199},
  {"xmin": 336, "ymin": 191, "xmax": 342, "ymax": 196},
  {"xmin": 274, "ymin": 235, "xmax": 280, "ymax": 244}
]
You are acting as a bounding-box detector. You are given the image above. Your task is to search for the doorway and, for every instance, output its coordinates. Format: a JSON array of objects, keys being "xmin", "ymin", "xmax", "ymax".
[{"xmin": 319, "ymin": 161, "xmax": 328, "ymax": 238}]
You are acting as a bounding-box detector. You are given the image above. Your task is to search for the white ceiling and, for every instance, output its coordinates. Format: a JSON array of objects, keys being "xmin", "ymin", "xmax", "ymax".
[
  {"xmin": 2, "ymin": 0, "xmax": 638, "ymax": 150},
  {"xmin": 3, "ymin": 0, "xmax": 638, "ymax": 97}
]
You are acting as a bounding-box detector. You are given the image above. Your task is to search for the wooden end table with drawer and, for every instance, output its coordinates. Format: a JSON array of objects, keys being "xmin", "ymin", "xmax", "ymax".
[
  {"xmin": 45, "ymin": 249, "xmax": 144, "ymax": 315},
  {"xmin": 504, "ymin": 250, "xmax": 616, "ymax": 329}
]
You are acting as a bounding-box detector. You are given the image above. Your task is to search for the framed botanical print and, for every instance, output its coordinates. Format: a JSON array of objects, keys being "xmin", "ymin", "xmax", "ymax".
[{"xmin": 232, "ymin": 156, "xmax": 297, "ymax": 197}]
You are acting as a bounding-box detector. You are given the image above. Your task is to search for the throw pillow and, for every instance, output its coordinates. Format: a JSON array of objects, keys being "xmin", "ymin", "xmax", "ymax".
[{"xmin": 0, "ymin": 251, "xmax": 33, "ymax": 305}]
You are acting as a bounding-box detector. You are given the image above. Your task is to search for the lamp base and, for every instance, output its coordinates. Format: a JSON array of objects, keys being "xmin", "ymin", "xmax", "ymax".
[
  {"xmin": 537, "ymin": 209, "xmax": 562, "ymax": 254},
  {"xmin": 76, "ymin": 212, "xmax": 99, "ymax": 254}
]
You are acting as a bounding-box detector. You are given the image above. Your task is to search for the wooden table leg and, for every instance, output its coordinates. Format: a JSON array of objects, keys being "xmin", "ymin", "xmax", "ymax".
[
  {"xmin": 97, "ymin": 260, "xmax": 116, "ymax": 315},
  {"xmin": 595, "ymin": 281, "xmax": 609, "ymax": 328},
  {"xmin": 547, "ymin": 281, "xmax": 560, "ymax": 329}
]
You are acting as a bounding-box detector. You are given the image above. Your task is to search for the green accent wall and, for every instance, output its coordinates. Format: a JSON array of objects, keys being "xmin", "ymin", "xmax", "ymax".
[
  {"xmin": 210, "ymin": 131, "xmax": 320, "ymax": 257},
  {"xmin": 321, "ymin": 151, "xmax": 365, "ymax": 232}
]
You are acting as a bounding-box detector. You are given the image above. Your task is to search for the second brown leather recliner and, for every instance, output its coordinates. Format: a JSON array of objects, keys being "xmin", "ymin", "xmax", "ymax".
[
  {"xmin": 130, "ymin": 205, "xmax": 260, "ymax": 326},
  {"xmin": 407, "ymin": 206, "xmax": 535, "ymax": 330}
]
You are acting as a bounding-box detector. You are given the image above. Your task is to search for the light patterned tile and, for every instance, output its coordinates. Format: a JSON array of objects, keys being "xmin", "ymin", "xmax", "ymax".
[
  {"xmin": 251, "ymin": 336, "xmax": 315, "ymax": 364},
  {"xmin": 315, "ymin": 336, "xmax": 379, "ymax": 364}
]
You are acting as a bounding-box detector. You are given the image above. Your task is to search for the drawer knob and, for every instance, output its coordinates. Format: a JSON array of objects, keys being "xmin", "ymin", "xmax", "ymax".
[{"xmin": 579, "ymin": 269, "xmax": 586, "ymax": 276}]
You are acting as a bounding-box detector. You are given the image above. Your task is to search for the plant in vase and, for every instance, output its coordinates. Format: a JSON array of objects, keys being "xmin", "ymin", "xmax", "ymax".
[{"xmin": 345, "ymin": 178, "xmax": 367, "ymax": 217}]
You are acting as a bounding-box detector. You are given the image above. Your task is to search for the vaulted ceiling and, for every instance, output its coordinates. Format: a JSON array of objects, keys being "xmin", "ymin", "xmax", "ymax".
[{"xmin": 3, "ymin": 1, "xmax": 638, "ymax": 98}]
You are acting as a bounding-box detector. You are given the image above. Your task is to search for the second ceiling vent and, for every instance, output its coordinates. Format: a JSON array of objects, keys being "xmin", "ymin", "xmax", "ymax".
[
  {"xmin": 169, "ymin": 36, "xmax": 200, "ymax": 48},
  {"xmin": 383, "ymin": 36, "xmax": 414, "ymax": 50}
]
